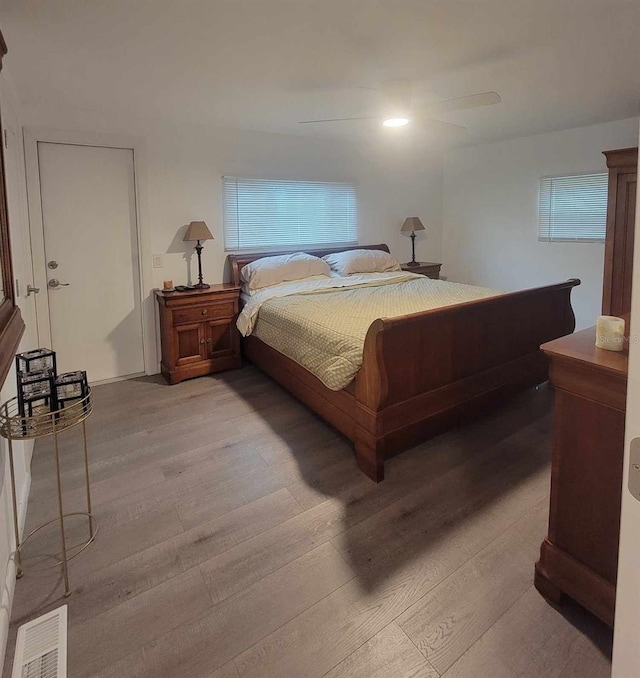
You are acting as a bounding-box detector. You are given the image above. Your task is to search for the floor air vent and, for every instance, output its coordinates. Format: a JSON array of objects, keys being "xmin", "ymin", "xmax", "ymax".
[{"xmin": 11, "ymin": 606, "xmax": 67, "ymax": 678}]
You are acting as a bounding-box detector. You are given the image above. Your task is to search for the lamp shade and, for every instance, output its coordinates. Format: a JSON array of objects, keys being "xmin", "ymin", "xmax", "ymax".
[
  {"xmin": 183, "ymin": 221, "xmax": 214, "ymax": 242},
  {"xmin": 400, "ymin": 217, "xmax": 426, "ymax": 234}
]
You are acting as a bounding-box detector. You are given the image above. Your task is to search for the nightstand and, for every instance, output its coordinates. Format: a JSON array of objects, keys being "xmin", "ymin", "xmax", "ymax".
[
  {"xmin": 155, "ymin": 284, "xmax": 241, "ymax": 384},
  {"xmin": 400, "ymin": 262, "xmax": 442, "ymax": 279}
]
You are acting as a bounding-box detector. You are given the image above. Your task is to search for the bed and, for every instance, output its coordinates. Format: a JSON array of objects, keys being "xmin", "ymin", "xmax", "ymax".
[{"xmin": 228, "ymin": 244, "xmax": 580, "ymax": 482}]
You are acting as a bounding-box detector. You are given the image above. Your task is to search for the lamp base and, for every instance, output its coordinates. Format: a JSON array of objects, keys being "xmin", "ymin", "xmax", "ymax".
[
  {"xmin": 404, "ymin": 261, "xmax": 420, "ymax": 267},
  {"xmin": 192, "ymin": 282, "xmax": 210, "ymax": 289}
]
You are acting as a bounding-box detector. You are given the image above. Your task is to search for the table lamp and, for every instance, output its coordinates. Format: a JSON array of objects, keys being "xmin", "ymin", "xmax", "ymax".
[
  {"xmin": 400, "ymin": 217, "xmax": 425, "ymax": 267},
  {"xmin": 183, "ymin": 221, "xmax": 214, "ymax": 289}
]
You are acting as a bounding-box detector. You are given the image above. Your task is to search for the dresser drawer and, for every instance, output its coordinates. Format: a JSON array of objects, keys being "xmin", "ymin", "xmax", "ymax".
[{"xmin": 172, "ymin": 302, "xmax": 235, "ymax": 325}]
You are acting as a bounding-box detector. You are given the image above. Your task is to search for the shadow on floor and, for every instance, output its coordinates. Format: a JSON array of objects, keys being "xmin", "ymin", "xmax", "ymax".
[
  {"xmin": 221, "ymin": 369, "xmax": 547, "ymax": 577},
  {"xmin": 219, "ymin": 368, "xmax": 613, "ymax": 661}
]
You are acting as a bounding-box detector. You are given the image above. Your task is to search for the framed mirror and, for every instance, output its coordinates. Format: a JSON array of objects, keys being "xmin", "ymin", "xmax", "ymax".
[{"xmin": 0, "ymin": 29, "xmax": 25, "ymax": 384}]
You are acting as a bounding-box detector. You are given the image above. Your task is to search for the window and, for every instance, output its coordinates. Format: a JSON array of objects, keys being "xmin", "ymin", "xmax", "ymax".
[
  {"xmin": 223, "ymin": 177, "xmax": 357, "ymax": 251},
  {"xmin": 538, "ymin": 172, "xmax": 608, "ymax": 243}
]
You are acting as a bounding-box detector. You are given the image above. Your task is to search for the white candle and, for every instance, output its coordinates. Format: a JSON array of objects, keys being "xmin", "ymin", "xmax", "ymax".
[{"xmin": 596, "ymin": 315, "xmax": 626, "ymax": 352}]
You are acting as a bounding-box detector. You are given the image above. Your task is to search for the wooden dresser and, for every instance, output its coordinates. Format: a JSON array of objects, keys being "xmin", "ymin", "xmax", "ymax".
[
  {"xmin": 535, "ymin": 325, "xmax": 628, "ymax": 627},
  {"xmin": 155, "ymin": 284, "xmax": 241, "ymax": 384}
]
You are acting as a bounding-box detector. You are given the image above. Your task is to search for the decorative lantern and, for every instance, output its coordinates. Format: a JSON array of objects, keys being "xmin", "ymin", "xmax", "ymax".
[
  {"xmin": 55, "ymin": 371, "xmax": 89, "ymax": 412},
  {"xmin": 15, "ymin": 348, "xmax": 57, "ymax": 376},
  {"xmin": 17, "ymin": 369, "xmax": 57, "ymax": 418}
]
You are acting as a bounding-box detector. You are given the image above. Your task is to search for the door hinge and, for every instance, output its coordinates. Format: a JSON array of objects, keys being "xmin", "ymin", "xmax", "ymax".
[
  {"xmin": 3, "ymin": 129, "xmax": 7, "ymax": 149},
  {"xmin": 629, "ymin": 438, "xmax": 640, "ymax": 502}
]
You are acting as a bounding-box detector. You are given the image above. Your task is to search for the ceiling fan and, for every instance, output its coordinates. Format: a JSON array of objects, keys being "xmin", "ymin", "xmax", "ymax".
[{"xmin": 298, "ymin": 79, "xmax": 501, "ymax": 131}]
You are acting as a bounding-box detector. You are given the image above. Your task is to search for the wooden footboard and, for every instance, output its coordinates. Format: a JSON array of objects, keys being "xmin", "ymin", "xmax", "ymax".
[{"xmin": 352, "ymin": 279, "xmax": 580, "ymax": 479}]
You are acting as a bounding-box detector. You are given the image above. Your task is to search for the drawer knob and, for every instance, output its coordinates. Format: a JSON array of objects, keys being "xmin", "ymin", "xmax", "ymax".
[
  {"xmin": 201, "ymin": 309, "xmax": 208, "ymax": 315},
  {"xmin": 200, "ymin": 339, "xmax": 205, "ymax": 344}
]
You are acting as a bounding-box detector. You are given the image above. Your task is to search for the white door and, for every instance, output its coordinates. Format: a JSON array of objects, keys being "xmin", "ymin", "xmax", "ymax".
[
  {"xmin": 35, "ymin": 142, "xmax": 144, "ymax": 383},
  {"xmin": 612, "ymin": 137, "xmax": 640, "ymax": 676}
]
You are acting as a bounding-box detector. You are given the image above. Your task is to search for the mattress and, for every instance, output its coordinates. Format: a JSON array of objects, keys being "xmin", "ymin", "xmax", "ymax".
[{"xmin": 238, "ymin": 273, "xmax": 500, "ymax": 391}]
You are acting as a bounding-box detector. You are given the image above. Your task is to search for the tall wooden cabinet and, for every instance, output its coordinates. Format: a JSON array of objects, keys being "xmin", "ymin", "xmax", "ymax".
[{"xmin": 602, "ymin": 147, "xmax": 637, "ymax": 317}]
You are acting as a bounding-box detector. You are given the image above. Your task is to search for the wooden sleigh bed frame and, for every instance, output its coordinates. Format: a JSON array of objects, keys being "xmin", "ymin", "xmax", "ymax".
[{"xmin": 228, "ymin": 244, "xmax": 580, "ymax": 482}]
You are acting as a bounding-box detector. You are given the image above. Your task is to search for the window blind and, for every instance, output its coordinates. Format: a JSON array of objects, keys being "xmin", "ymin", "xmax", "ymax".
[
  {"xmin": 223, "ymin": 177, "xmax": 358, "ymax": 251},
  {"xmin": 538, "ymin": 172, "xmax": 608, "ymax": 242}
]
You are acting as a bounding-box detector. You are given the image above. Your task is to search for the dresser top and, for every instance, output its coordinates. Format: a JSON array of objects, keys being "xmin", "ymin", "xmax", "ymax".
[
  {"xmin": 154, "ymin": 283, "xmax": 239, "ymax": 300},
  {"xmin": 541, "ymin": 323, "xmax": 629, "ymax": 377},
  {"xmin": 400, "ymin": 261, "xmax": 441, "ymax": 268}
]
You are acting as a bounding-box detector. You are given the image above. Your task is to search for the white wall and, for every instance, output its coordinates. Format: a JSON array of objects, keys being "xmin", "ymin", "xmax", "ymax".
[
  {"xmin": 0, "ymin": 69, "xmax": 39, "ymax": 670},
  {"xmin": 21, "ymin": 103, "xmax": 443, "ymax": 372},
  {"xmin": 139, "ymin": 122, "xmax": 443, "ymax": 286},
  {"xmin": 443, "ymin": 117, "xmax": 639, "ymax": 330}
]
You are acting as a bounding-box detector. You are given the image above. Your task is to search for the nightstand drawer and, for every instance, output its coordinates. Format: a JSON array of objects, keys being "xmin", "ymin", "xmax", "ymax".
[{"xmin": 172, "ymin": 302, "xmax": 235, "ymax": 325}]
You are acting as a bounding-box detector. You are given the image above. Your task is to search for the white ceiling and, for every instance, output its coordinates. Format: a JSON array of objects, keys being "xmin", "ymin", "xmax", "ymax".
[{"xmin": 2, "ymin": 0, "xmax": 639, "ymax": 147}]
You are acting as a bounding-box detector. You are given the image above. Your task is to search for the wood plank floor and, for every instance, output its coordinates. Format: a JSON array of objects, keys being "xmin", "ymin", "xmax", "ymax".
[{"xmin": 3, "ymin": 367, "xmax": 612, "ymax": 677}]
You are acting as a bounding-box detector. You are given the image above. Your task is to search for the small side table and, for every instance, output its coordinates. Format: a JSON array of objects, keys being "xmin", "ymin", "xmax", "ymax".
[
  {"xmin": 401, "ymin": 262, "xmax": 442, "ymax": 279},
  {"xmin": 155, "ymin": 284, "xmax": 242, "ymax": 384},
  {"xmin": 0, "ymin": 390, "xmax": 96, "ymax": 598}
]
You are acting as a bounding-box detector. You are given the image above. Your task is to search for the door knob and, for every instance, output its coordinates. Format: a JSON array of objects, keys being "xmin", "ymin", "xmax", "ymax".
[
  {"xmin": 48, "ymin": 279, "xmax": 70, "ymax": 288},
  {"xmin": 26, "ymin": 285, "xmax": 40, "ymax": 297}
]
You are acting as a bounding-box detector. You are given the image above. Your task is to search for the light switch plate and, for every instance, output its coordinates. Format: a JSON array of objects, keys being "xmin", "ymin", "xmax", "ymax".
[
  {"xmin": 629, "ymin": 438, "xmax": 640, "ymax": 502},
  {"xmin": 153, "ymin": 254, "xmax": 163, "ymax": 269}
]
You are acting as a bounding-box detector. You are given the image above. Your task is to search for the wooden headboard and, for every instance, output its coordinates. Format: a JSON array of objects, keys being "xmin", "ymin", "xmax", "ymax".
[{"xmin": 227, "ymin": 243, "xmax": 390, "ymax": 287}]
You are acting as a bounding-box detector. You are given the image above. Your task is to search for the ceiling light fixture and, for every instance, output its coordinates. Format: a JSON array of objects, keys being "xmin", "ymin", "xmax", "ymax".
[{"xmin": 383, "ymin": 117, "xmax": 410, "ymax": 128}]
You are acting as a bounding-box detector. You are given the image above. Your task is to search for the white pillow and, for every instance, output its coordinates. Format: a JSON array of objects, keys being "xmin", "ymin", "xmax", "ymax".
[
  {"xmin": 323, "ymin": 249, "xmax": 401, "ymax": 275},
  {"xmin": 240, "ymin": 252, "xmax": 331, "ymax": 291}
]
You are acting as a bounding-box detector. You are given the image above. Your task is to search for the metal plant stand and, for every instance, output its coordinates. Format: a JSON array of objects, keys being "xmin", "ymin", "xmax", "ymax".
[{"xmin": 0, "ymin": 389, "xmax": 96, "ymax": 597}]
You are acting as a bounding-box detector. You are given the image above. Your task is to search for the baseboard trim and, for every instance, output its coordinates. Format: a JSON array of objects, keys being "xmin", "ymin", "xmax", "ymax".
[
  {"xmin": 0, "ymin": 468, "xmax": 32, "ymax": 671},
  {"xmin": 91, "ymin": 371, "xmax": 146, "ymax": 386},
  {"xmin": 17, "ymin": 469, "xmax": 31, "ymax": 535}
]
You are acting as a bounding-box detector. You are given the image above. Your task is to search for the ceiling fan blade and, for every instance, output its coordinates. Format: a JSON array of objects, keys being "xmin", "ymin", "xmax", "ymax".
[
  {"xmin": 425, "ymin": 91, "xmax": 502, "ymax": 115},
  {"xmin": 424, "ymin": 118, "xmax": 467, "ymax": 133},
  {"xmin": 298, "ymin": 116, "xmax": 379, "ymax": 124}
]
